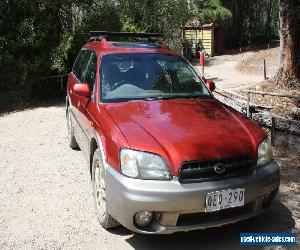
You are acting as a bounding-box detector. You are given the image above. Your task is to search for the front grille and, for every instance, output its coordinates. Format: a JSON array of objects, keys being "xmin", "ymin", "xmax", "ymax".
[{"xmin": 179, "ymin": 155, "xmax": 253, "ymax": 183}]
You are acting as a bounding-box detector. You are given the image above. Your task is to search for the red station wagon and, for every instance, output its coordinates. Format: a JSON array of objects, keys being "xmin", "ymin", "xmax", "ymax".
[{"xmin": 66, "ymin": 31, "xmax": 280, "ymax": 234}]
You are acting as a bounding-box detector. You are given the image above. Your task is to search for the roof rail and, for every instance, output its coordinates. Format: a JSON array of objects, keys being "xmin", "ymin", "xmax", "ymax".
[{"xmin": 87, "ymin": 31, "xmax": 163, "ymax": 42}]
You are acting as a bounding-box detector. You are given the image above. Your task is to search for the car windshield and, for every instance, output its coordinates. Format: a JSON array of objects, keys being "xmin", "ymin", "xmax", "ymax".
[{"xmin": 100, "ymin": 53, "xmax": 211, "ymax": 102}]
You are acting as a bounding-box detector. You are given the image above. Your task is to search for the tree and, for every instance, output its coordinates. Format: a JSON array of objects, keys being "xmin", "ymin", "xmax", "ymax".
[
  {"xmin": 118, "ymin": 0, "xmax": 194, "ymax": 49},
  {"xmin": 220, "ymin": 0, "xmax": 279, "ymax": 47},
  {"xmin": 196, "ymin": 0, "xmax": 231, "ymax": 23},
  {"xmin": 275, "ymin": 0, "xmax": 299, "ymax": 88},
  {"xmin": 0, "ymin": 0, "xmax": 231, "ymax": 111},
  {"xmin": 0, "ymin": 0, "xmax": 67, "ymax": 102}
]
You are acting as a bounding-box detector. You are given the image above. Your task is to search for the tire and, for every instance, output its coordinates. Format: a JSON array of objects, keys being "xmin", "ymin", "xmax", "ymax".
[
  {"xmin": 92, "ymin": 148, "xmax": 119, "ymax": 229},
  {"xmin": 67, "ymin": 107, "xmax": 79, "ymax": 149}
]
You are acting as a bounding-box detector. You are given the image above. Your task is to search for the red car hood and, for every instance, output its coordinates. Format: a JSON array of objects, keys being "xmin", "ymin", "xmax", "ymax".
[{"xmin": 105, "ymin": 98, "xmax": 266, "ymax": 176}]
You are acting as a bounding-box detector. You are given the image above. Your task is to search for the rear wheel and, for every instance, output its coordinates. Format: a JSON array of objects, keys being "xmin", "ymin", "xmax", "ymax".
[
  {"xmin": 92, "ymin": 149, "xmax": 119, "ymax": 229},
  {"xmin": 67, "ymin": 107, "xmax": 79, "ymax": 149}
]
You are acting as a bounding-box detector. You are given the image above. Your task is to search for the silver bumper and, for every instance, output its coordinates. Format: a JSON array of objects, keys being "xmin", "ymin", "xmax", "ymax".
[{"xmin": 105, "ymin": 161, "xmax": 280, "ymax": 234}]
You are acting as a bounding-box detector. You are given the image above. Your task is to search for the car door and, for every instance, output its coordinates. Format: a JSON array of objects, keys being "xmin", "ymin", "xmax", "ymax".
[
  {"xmin": 71, "ymin": 49, "xmax": 92, "ymax": 157},
  {"xmin": 80, "ymin": 51, "xmax": 98, "ymax": 155}
]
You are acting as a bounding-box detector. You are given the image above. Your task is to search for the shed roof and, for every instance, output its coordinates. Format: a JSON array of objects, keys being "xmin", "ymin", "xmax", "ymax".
[{"xmin": 184, "ymin": 18, "xmax": 217, "ymax": 29}]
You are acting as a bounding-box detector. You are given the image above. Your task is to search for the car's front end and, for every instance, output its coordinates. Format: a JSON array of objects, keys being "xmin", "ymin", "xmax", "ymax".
[{"xmin": 104, "ymin": 142, "xmax": 279, "ymax": 234}]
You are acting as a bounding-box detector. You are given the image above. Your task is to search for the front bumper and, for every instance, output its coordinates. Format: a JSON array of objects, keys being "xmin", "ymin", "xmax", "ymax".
[{"xmin": 105, "ymin": 161, "xmax": 280, "ymax": 234}]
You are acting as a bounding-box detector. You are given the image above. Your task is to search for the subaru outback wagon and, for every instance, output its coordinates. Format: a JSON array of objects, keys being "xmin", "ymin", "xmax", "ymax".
[{"xmin": 66, "ymin": 31, "xmax": 280, "ymax": 234}]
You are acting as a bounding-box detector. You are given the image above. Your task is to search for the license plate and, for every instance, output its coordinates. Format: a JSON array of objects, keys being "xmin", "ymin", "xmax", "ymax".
[{"xmin": 205, "ymin": 188, "xmax": 245, "ymax": 212}]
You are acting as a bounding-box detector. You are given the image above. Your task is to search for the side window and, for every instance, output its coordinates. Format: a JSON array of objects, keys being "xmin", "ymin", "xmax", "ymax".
[
  {"xmin": 77, "ymin": 50, "xmax": 91, "ymax": 82},
  {"xmin": 72, "ymin": 50, "xmax": 86, "ymax": 77},
  {"xmin": 84, "ymin": 53, "xmax": 97, "ymax": 91}
]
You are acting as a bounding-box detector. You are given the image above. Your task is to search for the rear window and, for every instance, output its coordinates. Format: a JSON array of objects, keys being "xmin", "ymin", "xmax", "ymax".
[{"xmin": 100, "ymin": 53, "xmax": 210, "ymax": 102}]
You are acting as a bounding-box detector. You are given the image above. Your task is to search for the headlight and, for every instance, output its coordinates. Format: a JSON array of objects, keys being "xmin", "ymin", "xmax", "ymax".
[
  {"xmin": 120, "ymin": 149, "xmax": 172, "ymax": 180},
  {"xmin": 257, "ymin": 139, "xmax": 273, "ymax": 167}
]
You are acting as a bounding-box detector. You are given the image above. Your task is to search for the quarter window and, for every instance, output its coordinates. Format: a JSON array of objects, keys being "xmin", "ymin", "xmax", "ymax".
[
  {"xmin": 72, "ymin": 50, "xmax": 86, "ymax": 77},
  {"xmin": 77, "ymin": 50, "xmax": 91, "ymax": 82},
  {"xmin": 84, "ymin": 53, "xmax": 97, "ymax": 90}
]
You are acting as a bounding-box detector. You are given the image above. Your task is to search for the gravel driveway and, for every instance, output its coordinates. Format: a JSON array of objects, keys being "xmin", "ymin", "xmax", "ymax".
[
  {"xmin": 0, "ymin": 105, "xmax": 298, "ymax": 249},
  {"xmin": 194, "ymin": 50, "xmax": 275, "ymax": 91}
]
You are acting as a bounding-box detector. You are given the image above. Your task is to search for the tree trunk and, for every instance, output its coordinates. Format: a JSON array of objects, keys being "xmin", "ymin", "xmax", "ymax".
[{"xmin": 275, "ymin": 0, "xmax": 299, "ymax": 88}]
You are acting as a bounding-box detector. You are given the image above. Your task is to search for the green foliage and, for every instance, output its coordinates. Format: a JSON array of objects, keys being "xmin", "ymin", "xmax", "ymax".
[
  {"xmin": 122, "ymin": 18, "xmax": 145, "ymax": 33},
  {"xmin": 118, "ymin": 0, "xmax": 210, "ymax": 49},
  {"xmin": 65, "ymin": 1, "xmax": 122, "ymax": 70},
  {"xmin": 0, "ymin": 0, "xmax": 279, "ymax": 112},
  {"xmin": 196, "ymin": 0, "xmax": 232, "ymax": 23},
  {"xmin": 221, "ymin": 0, "xmax": 279, "ymax": 47},
  {"xmin": 51, "ymin": 36, "xmax": 73, "ymax": 73}
]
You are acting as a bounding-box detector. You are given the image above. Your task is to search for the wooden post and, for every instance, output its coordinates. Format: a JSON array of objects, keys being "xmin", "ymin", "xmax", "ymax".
[
  {"xmin": 246, "ymin": 91, "xmax": 250, "ymax": 118},
  {"xmin": 60, "ymin": 75, "xmax": 63, "ymax": 91},
  {"xmin": 263, "ymin": 59, "xmax": 267, "ymax": 80},
  {"xmin": 240, "ymin": 47, "xmax": 243, "ymax": 59},
  {"xmin": 271, "ymin": 116, "xmax": 276, "ymax": 147}
]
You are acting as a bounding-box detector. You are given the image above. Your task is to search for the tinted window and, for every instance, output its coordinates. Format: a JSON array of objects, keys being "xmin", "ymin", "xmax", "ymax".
[
  {"xmin": 77, "ymin": 50, "xmax": 91, "ymax": 82},
  {"xmin": 100, "ymin": 53, "xmax": 210, "ymax": 102},
  {"xmin": 84, "ymin": 53, "xmax": 97, "ymax": 90},
  {"xmin": 72, "ymin": 50, "xmax": 86, "ymax": 77}
]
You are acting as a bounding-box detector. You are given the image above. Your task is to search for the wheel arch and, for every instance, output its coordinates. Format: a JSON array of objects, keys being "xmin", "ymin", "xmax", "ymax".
[{"xmin": 89, "ymin": 131, "xmax": 107, "ymax": 178}]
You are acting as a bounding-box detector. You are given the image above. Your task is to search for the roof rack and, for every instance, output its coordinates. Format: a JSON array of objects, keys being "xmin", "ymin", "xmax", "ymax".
[{"xmin": 87, "ymin": 31, "xmax": 163, "ymax": 43}]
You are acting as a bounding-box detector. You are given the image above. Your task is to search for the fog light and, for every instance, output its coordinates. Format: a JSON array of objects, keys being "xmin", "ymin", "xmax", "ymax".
[{"xmin": 134, "ymin": 211, "xmax": 153, "ymax": 227}]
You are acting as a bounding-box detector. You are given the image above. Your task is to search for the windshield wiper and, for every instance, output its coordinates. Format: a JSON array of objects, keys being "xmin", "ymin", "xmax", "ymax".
[
  {"xmin": 143, "ymin": 95, "xmax": 209, "ymax": 101},
  {"xmin": 143, "ymin": 96, "xmax": 179, "ymax": 101}
]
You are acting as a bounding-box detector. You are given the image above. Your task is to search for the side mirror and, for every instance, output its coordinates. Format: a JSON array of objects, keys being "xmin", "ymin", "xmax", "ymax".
[
  {"xmin": 205, "ymin": 80, "xmax": 216, "ymax": 92},
  {"xmin": 72, "ymin": 83, "xmax": 91, "ymax": 98}
]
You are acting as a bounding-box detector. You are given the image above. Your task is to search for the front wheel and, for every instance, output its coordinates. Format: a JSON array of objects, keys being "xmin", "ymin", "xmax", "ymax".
[{"xmin": 92, "ymin": 149, "xmax": 119, "ymax": 229}]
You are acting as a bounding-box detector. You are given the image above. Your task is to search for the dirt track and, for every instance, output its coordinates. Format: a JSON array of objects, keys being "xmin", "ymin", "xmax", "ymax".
[
  {"xmin": 0, "ymin": 104, "xmax": 299, "ymax": 249},
  {"xmin": 195, "ymin": 49, "xmax": 278, "ymax": 91}
]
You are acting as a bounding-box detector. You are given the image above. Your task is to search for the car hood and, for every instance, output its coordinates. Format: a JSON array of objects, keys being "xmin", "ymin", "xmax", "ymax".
[{"xmin": 104, "ymin": 98, "xmax": 266, "ymax": 176}]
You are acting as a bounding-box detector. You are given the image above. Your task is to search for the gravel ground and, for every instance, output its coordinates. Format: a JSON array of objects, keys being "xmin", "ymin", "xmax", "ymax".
[
  {"xmin": 0, "ymin": 104, "xmax": 299, "ymax": 250},
  {"xmin": 236, "ymin": 47, "xmax": 279, "ymax": 76},
  {"xmin": 194, "ymin": 48, "xmax": 278, "ymax": 91}
]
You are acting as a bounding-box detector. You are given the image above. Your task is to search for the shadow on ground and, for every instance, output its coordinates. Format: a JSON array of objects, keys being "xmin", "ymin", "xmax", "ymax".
[
  {"xmin": 0, "ymin": 100, "xmax": 65, "ymax": 117},
  {"xmin": 111, "ymin": 200, "xmax": 294, "ymax": 250}
]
